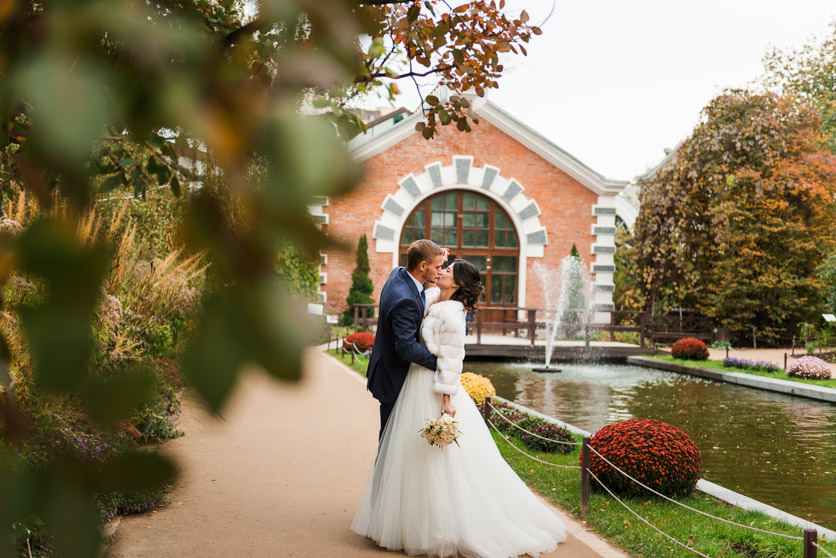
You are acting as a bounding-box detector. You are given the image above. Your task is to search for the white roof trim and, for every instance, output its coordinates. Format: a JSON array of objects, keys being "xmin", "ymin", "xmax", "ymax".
[{"xmin": 347, "ymin": 97, "xmax": 629, "ymax": 197}]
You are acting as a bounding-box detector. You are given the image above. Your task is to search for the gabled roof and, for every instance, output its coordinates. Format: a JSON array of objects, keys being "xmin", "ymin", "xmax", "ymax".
[{"xmin": 348, "ymin": 93, "xmax": 629, "ymax": 197}]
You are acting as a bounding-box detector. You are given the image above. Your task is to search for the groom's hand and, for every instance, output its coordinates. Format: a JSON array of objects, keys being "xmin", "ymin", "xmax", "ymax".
[{"xmin": 441, "ymin": 395, "xmax": 456, "ymax": 417}]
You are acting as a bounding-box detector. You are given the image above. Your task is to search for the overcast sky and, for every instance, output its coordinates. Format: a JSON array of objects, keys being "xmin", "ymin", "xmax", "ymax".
[{"xmin": 363, "ymin": 1, "xmax": 836, "ymax": 181}]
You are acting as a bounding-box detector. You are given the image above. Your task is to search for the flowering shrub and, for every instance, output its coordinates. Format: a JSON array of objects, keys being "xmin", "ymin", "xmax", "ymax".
[
  {"xmin": 489, "ymin": 401, "xmax": 575, "ymax": 455},
  {"xmin": 585, "ymin": 419, "xmax": 702, "ymax": 497},
  {"xmin": 671, "ymin": 338, "xmax": 709, "ymax": 361},
  {"xmin": 460, "ymin": 372, "xmax": 496, "ymax": 404},
  {"xmin": 786, "ymin": 356, "xmax": 832, "ymax": 379},
  {"xmin": 723, "ymin": 357, "xmax": 780, "ymax": 373},
  {"xmin": 343, "ymin": 332, "xmax": 375, "ymax": 353}
]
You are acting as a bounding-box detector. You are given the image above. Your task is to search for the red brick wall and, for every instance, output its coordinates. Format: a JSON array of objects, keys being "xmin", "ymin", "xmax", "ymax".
[{"xmin": 322, "ymin": 119, "xmax": 598, "ymax": 316}]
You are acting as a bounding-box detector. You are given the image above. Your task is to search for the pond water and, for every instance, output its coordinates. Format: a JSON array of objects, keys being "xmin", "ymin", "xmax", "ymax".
[{"xmin": 465, "ymin": 360, "xmax": 836, "ymax": 529}]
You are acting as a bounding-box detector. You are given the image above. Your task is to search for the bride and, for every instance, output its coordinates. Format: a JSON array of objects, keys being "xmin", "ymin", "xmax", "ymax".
[{"xmin": 352, "ymin": 259, "xmax": 567, "ymax": 558}]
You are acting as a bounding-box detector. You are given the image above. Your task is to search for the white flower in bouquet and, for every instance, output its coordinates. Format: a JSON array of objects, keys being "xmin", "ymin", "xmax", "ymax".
[{"xmin": 419, "ymin": 413, "xmax": 461, "ymax": 448}]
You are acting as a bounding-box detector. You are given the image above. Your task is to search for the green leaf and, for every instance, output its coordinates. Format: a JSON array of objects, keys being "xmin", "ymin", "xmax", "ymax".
[
  {"xmin": 86, "ymin": 368, "xmax": 155, "ymax": 425},
  {"xmin": 100, "ymin": 173, "xmax": 125, "ymax": 193},
  {"xmin": 99, "ymin": 451, "xmax": 176, "ymax": 494},
  {"xmin": 438, "ymin": 109, "xmax": 451, "ymax": 126},
  {"xmin": 120, "ymin": 157, "xmax": 137, "ymax": 168},
  {"xmin": 426, "ymin": 95, "xmax": 440, "ymax": 106},
  {"xmin": 170, "ymin": 175, "xmax": 181, "ymax": 197}
]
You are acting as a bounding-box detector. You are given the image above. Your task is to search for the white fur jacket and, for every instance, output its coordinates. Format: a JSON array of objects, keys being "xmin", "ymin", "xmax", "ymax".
[{"xmin": 421, "ymin": 287, "xmax": 467, "ymax": 396}]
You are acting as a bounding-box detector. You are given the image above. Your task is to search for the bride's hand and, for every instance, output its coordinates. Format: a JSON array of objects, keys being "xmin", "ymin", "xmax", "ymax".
[{"xmin": 441, "ymin": 394, "xmax": 456, "ymax": 418}]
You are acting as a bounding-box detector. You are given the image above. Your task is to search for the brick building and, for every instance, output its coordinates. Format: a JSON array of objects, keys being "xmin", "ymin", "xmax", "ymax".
[{"xmin": 311, "ymin": 94, "xmax": 636, "ymax": 325}]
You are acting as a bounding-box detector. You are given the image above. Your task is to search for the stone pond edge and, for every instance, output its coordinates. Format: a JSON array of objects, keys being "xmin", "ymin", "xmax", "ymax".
[{"xmin": 495, "ymin": 396, "xmax": 836, "ymax": 540}]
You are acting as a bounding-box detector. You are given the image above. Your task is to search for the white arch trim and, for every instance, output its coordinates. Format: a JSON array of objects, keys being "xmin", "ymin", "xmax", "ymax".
[{"xmin": 372, "ymin": 156, "xmax": 548, "ymax": 309}]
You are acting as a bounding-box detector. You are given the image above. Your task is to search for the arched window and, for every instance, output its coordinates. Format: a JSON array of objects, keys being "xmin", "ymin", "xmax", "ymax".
[{"xmin": 399, "ymin": 190, "xmax": 519, "ymax": 307}]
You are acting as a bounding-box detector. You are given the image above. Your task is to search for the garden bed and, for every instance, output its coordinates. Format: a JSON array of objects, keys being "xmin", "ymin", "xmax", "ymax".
[
  {"xmin": 651, "ymin": 355, "xmax": 836, "ymax": 389},
  {"xmin": 491, "ymin": 428, "xmax": 827, "ymax": 558}
]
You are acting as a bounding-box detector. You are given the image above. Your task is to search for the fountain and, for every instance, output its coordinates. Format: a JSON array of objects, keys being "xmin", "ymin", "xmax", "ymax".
[{"xmin": 532, "ymin": 254, "xmax": 592, "ymax": 372}]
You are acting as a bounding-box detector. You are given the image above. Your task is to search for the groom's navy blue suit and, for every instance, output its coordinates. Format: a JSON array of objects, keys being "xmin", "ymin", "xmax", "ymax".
[{"xmin": 367, "ymin": 267, "xmax": 438, "ymax": 439}]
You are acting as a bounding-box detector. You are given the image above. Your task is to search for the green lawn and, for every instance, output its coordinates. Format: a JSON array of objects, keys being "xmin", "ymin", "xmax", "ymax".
[
  {"xmin": 491, "ymin": 429, "xmax": 829, "ymax": 558},
  {"xmin": 651, "ymin": 355, "xmax": 836, "ymax": 389},
  {"xmin": 327, "ymin": 347, "xmax": 369, "ymax": 376}
]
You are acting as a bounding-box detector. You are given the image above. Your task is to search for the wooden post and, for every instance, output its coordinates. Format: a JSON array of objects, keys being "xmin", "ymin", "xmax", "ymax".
[
  {"xmin": 803, "ymin": 529, "xmax": 817, "ymax": 558},
  {"xmin": 354, "ymin": 306, "xmax": 359, "ymax": 336},
  {"xmin": 752, "ymin": 326, "xmax": 757, "ymax": 349},
  {"xmin": 726, "ymin": 346, "xmax": 729, "ymax": 359},
  {"xmin": 528, "ymin": 310, "xmax": 536, "ymax": 346},
  {"xmin": 483, "ymin": 396, "xmax": 492, "ymax": 427},
  {"xmin": 792, "ymin": 335, "xmax": 796, "ymax": 356},
  {"xmin": 784, "ymin": 353, "xmax": 788, "ymax": 371},
  {"xmin": 351, "ymin": 347, "xmax": 355, "ymax": 365},
  {"xmin": 639, "ymin": 313, "xmax": 646, "ymax": 348},
  {"xmin": 337, "ymin": 335, "xmax": 341, "ymax": 356},
  {"xmin": 476, "ymin": 309, "xmax": 483, "ymax": 345},
  {"xmin": 580, "ymin": 436, "xmax": 591, "ymax": 515},
  {"xmin": 362, "ymin": 306, "xmax": 368, "ymax": 333}
]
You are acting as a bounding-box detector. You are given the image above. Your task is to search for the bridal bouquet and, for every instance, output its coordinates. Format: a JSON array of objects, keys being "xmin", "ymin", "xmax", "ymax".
[{"xmin": 420, "ymin": 414, "xmax": 461, "ymax": 448}]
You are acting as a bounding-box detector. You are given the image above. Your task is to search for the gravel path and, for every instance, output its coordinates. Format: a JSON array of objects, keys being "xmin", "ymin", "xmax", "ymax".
[{"xmin": 107, "ymin": 349, "xmax": 627, "ymax": 558}]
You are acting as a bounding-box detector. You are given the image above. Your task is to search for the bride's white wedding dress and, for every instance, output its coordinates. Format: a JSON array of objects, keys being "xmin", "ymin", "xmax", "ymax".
[{"xmin": 352, "ymin": 289, "xmax": 566, "ymax": 558}]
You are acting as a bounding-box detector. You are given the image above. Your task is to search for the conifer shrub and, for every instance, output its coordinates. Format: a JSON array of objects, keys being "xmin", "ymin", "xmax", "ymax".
[
  {"xmin": 585, "ymin": 418, "xmax": 702, "ymax": 497},
  {"xmin": 342, "ymin": 332, "xmax": 375, "ymax": 353},
  {"xmin": 670, "ymin": 337, "xmax": 709, "ymax": 361},
  {"xmin": 342, "ymin": 234, "xmax": 374, "ymax": 326},
  {"xmin": 786, "ymin": 355, "xmax": 832, "ymax": 379}
]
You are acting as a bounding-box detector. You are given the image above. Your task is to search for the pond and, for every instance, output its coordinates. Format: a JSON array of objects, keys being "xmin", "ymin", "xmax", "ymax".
[{"xmin": 465, "ymin": 360, "xmax": 836, "ymax": 529}]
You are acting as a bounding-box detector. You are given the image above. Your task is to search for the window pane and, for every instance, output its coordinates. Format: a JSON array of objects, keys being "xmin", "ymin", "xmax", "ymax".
[
  {"xmin": 508, "ymin": 232, "xmax": 518, "ymax": 248},
  {"xmin": 494, "ymin": 230, "xmax": 505, "ymax": 248},
  {"xmin": 431, "ymin": 229, "xmax": 443, "ymax": 244},
  {"xmin": 463, "ymin": 255, "xmax": 487, "ymax": 271},
  {"xmin": 463, "ymin": 213, "xmax": 475, "ymax": 228},
  {"xmin": 444, "ymin": 212, "xmax": 456, "ymax": 227},
  {"xmin": 462, "ymin": 230, "xmax": 474, "ymax": 247},
  {"xmin": 477, "ymin": 196, "xmax": 489, "ymax": 210},
  {"xmin": 399, "ymin": 253, "xmax": 407, "ymax": 267},
  {"xmin": 493, "ymin": 256, "xmax": 517, "ymax": 273},
  {"xmin": 476, "ymin": 230, "xmax": 489, "ymax": 247},
  {"xmin": 491, "ymin": 276, "xmax": 502, "ymax": 303},
  {"xmin": 495, "ymin": 212, "xmax": 506, "ymax": 229},
  {"xmin": 445, "ymin": 192, "xmax": 458, "ymax": 209},
  {"xmin": 431, "ymin": 212, "xmax": 443, "ymax": 227},
  {"xmin": 413, "ymin": 210, "xmax": 425, "ymax": 229},
  {"xmin": 463, "ymin": 193, "xmax": 475, "ymax": 210},
  {"xmin": 431, "ymin": 196, "xmax": 444, "ymax": 210},
  {"xmin": 476, "ymin": 213, "xmax": 489, "ymax": 228},
  {"xmin": 504, "ymin": 275, "xmax": 517, "ymax": 303},
  {"xmin": 444, "ymin": 230, "xmax": 457, "ymax": 246}
]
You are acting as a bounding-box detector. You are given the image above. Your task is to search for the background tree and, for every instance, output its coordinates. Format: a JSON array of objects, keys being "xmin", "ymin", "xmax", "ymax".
[
  {"xmin": 343, "ymin": 234, "xmax": 374, "ymax": 326},
  {"xmin": 633, "ymin": 90, "xmax": 836, "ymax": 342},
  {"xmin": 0, "ymin": 1, "xmax": 541, "ymax": 556}
]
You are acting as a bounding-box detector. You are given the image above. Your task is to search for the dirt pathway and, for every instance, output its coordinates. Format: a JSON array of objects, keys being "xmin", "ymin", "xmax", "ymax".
[{"xmin": 107, "ymin": 349, "xmax": 627, "ymax": 558}]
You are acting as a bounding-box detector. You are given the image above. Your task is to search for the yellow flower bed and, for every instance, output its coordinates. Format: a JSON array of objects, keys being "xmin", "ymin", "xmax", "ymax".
[{"xmin": 460, "ymin": 372, "xmax": 496, "ymax": 404}]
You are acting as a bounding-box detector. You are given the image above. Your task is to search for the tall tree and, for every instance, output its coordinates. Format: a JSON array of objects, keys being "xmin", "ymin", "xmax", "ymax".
[
  {"xmin": 633, "ymin": 90, "xmax": 836, "ymax": 341},
  {"xmin": 343, "ymin": 234, "xmax": 374, "ymax": 326}
]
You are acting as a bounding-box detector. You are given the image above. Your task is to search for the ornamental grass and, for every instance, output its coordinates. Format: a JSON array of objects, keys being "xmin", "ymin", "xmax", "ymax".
[
  {"xmin": 671, "ymin": 337, "xmax": 709, "ymax": 361},
  {"xmin": 786, "ymin": 355, "xmax": 832, "ymax": 379},
  {"xmin": 585, "ymin": 418, "xmax": 702, "ymax": 497},
  {"xmin": 460, "ymin": 372, "xmax": 496, "ymax": 404}
]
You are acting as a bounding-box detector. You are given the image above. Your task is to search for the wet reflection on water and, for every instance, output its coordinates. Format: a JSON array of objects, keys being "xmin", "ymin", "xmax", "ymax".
[{"xmin": 466, "ymin": 360, "xmax": 836, "ymax": 529}]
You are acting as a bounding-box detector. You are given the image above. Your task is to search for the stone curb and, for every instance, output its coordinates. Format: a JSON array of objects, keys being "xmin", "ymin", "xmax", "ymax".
[
  {"xmin": 493, "ymin": 396, "xmax": 836, "ymax": 541},
  {"xmin": 626, "ymin": 356, "xmax": 836, "ymax": 404}
]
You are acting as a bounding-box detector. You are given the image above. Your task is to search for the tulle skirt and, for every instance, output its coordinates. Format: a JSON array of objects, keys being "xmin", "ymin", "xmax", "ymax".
[{"xmin": 351, "ymin": 363, "xmax": 567, "ymax": 558}]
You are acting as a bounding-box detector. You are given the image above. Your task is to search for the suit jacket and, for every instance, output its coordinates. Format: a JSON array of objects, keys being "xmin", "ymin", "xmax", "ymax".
[{"xmin": 366, "ymin": 267, "xmax": 438, "ymax": 405}]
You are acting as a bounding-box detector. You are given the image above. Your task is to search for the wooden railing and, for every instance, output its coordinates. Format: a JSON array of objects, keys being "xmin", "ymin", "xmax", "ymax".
[{"xmin": 351, "ymin": 304, "xmax": 654, "ymax": 348}]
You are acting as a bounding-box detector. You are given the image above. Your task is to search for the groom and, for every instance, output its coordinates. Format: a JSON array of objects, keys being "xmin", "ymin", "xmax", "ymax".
[{"xmin": 366, "ymin": 239, "xmax": 445, "ymax": 440}]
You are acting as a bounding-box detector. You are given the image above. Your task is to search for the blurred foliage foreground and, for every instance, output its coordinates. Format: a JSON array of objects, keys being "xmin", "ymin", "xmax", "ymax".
[{"xmin": 0, "ymin": 0, "xmax": 541, "ymax": 555}]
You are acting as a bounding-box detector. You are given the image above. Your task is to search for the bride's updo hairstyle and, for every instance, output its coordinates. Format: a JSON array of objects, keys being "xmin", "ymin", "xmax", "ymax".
[{"xmin": 450, "ymin": 259, "xmax": 485, "ymax": 313}]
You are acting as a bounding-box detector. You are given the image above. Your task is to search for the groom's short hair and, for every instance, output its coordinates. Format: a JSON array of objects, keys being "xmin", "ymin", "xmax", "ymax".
[{"xmin": 406, "ymin": 240, "xmax": 443, "ymax": 271}]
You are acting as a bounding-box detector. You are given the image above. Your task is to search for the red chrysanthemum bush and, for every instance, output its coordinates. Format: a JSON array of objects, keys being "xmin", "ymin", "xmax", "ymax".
[
  {"xmin": 584, "ymin": 419, "xmax": 702, "ymax": 497},
  {"xmin": 343, "ymin": 332, "xmax": 375, "ymax": 353},
  {"xmin": 670, "ymin": 337, "xmax": 709, "ymax": 361}
]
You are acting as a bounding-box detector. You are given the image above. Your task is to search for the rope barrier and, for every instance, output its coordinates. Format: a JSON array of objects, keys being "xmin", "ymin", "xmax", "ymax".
[
  {"xmin": 588, "ymin": 469, "xmax": 712, "ymax": 558},
  {"xmin": 486, "ymin": 402, "xmax": 583, "ymax": 446},
  {"xmin": 487, "ymin": 419, "xmax": 582, "ymax": 470},
  {"xmin": 815, "ymin": 541, "xmax": 836, "ymax": 558},
  {"xmin": 344, "ymin": 341, "xmax": 369, "ymax": 363},
  {"xmin": 587, "ymin": 446, "xmax": 804, "ymax": 541}
]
